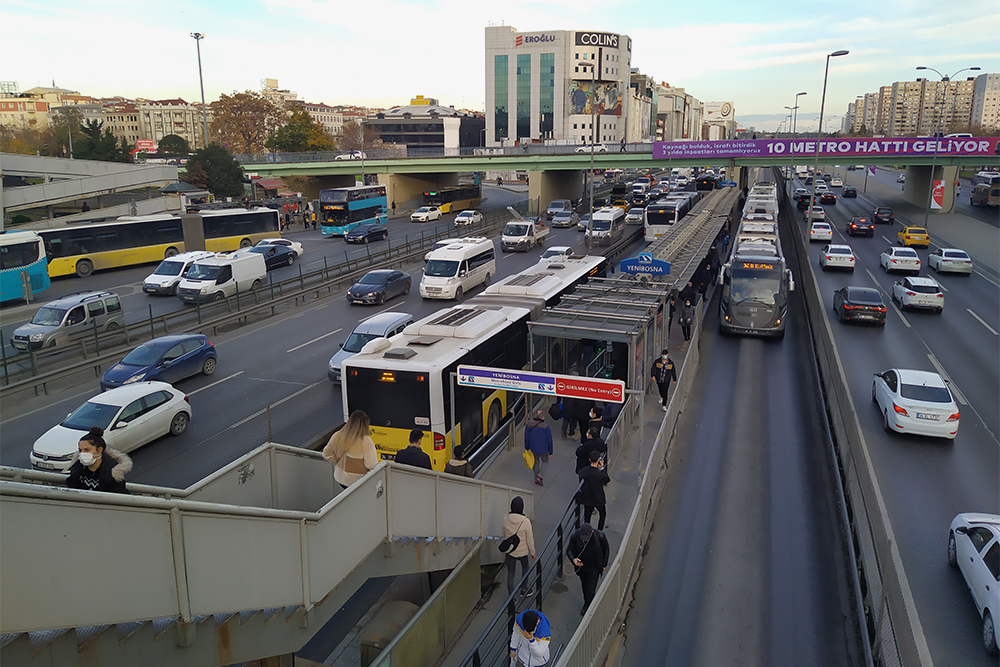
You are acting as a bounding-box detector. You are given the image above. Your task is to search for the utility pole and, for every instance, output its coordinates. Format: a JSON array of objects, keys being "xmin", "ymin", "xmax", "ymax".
[{"xmin": 190, "ymin": 33, "xmax": 210, "ymax": 148}]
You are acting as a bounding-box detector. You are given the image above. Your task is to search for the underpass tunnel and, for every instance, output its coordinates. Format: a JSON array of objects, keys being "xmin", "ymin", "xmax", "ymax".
[
  {"xmin": 527, "ymin": 169, "xmax": 585, "ymax": 209},
  {"xmin": 378, "ymin": 173, "xmax": 460, "ymax": 212},
  {"xmin": 901, "ymin": 164, "xmax": 959, "ymax": 213}
]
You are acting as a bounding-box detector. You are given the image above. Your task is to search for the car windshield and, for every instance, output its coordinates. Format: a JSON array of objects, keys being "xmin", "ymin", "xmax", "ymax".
[
  {"xmin": 351, "ymin": 225, "xmax": 375, "ymax": 234},
  {"xmin": 877, "ymin": 208, "xmax": 892, "ymax": 214},
  {"xmin": 504, "ymin": 223, "xmax": 529, "ymax": 236},
  {"xmin": 553, "ymin": 212, "xmax": 571, "ymax": 219},
  {"xmin": 896, "ymin": 249, "xmax": 918, "ymax": 258},
  {"xmin": 907, "ymin": 228, "xmax": 927, "ymax": 235},
  {"xmin": 30, "ymin": 306, "xmax": 67, "ymax": 326},
  {"xmin": 425, "ymin": 260, "xmax": 459, "ymax": 277},
  {"xmin": 153, "ymin": 260, "xmax": 184, "ymax": 276},
  {"xmin": 944, "ymin": 251, "xmax": 969, "ymax": 259},
  {"xmin": 358, "ymin": 273, "xmax": 388, "ymax": 285},
  {"xmin": 908, "ymin": 283, "xmax": 939, "ymax": 294},
  {"xmin": 900, "ymin": 383, "xmax": 952, "ymax": 403},
  {"xmin": 415, "ymin": 207, "xmax": 431, "ymax": 213},
  {"xmin": 847, "ymin": 288, "xmax": 882, "ymax": 304},
  {"xmin": 343, "ymin": 332, "xmax": 379, "ymax": 353},
  {"xmin": 247, "ymin": 246, "xmax": 268, "ymax": 254},
  {"xmin": 186, "ymin": 264, "xmax": 220, "ymax": 280},
  {"xmin": 829, "ymin": 247, "xmax": 851, "ymax": 254},
  {"xmin": 542, "ymin": 249, "xmax": 566, "ymax": 258},
  {"xmin": 591, "ymin": 220, "xmax": 612, "ymax": 231},
  {"xmin": 63, "ymin": 400, "xmax": 119, "ymax": 432},
  {"xmin": 459, "ymin": 211, "xmax": 475, "ymax": 217},
  {"xmin": 121, "ymin": 344, "xmax": 165, "ymax": 366}
]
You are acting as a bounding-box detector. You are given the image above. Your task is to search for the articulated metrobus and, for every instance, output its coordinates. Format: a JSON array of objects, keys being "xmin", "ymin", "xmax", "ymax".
[
  {"xmin": 0, "ymin": 231, "xmax": 50, "ymax": 302},
  {"xmin": 319, "ymin": 185, "xmax": 387, "ymax": 236},
  {"xmin": 342, "ymin": 254, "xmax": 608, "ymax": 469},
  {"xmin": 39, "ymin": 208, "xmax": 280, "ymax": 278},
  {"xmin": 422, "ymin": 185, "xmax": 482, "ymax": 213},
  {"xmin": 644, "ymin": 192, "xmax": 702, "ymax": 241}
]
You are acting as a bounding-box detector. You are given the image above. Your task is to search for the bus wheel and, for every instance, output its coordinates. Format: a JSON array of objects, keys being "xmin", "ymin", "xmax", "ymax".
[
  {"xmin": 486, "ymin": 400, "xmax": 502, "ymax": 437},
  {"xmin": 75, "ymin": 259, "xmax": 94, "ymax": 278},
  {"xmin": 165, "ymin": 247, "xmax": 179, "ymax": 258},
  {"xmin": 240, "ymin": 238, "xmax": 252, "ymax": 248}
]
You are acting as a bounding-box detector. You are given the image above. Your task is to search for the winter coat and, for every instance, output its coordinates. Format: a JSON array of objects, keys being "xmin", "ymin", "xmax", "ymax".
[
  {"xmin": 568, "ymin": 528, "xmax": 610, "ymax": 572},
  {"xmin": 510, "ymin": 610, "xmax": 551, "ymax": 666},
  {"xmin": 676, "ymin": 301, "xmax": 693, "ymax": 326},
  {"xmin": 575, "ymin": 437, "xmax": 607, "ymax": 473},
  {"xmin": 502, "ymin": 512, "xmax": 536, "ymax": 558},
  {"xmin": 66, "ymin": 447, "xmax": 132, "ymax": 494},
  {"xmin": 394, "ymin": 445, "xmax": 432, "ymax": 470},
  {"xmin": 578, "ymin": 465, "xmax": 610, "ymax": 506},
  {"xmin": 444, "ymin": 457, "xmax": 474, "ymax": 477},
  {"xmin": 323, "ymin": 430, "xmax": 379, "ymax": 487},
  {"xmin": 651, "ymin": 357, "xmax": 677, "ymax": 385},
  {"xmin": 524, "ymin": 419, "xmax": 553, "ymax": 456},
  {"xmin": 564, "ymin": 396, "xmax": 593, "ymax": 421}
]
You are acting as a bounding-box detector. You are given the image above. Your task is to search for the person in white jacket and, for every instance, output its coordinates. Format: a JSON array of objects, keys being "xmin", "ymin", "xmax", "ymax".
[
  {"xmin": 502, "ymin": 496, "xmax": 536, "ymax": 595},
  {"xmin": 510, "ymin": 609, "xmax": 550, "ymax": 667}
]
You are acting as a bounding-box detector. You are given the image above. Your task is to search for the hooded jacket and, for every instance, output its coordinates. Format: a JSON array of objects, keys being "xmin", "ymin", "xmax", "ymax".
[
  {"xmin": 502, "ymin": 496, "xmax": 536, "ymax": 559},
  {"xmin": 66, "ymin": 447, "xmax": 132, "ymax": 494},
  {"xmin": 510, "ymin": 609, "xmax": 551, "ymax": 666},
  {"xmin": 444, "ymin": 456, "xmax": 474, "ymax": 478},
  {"xmin": 524, "ymin": 417, "xmax": 553, "ymax": 456}
]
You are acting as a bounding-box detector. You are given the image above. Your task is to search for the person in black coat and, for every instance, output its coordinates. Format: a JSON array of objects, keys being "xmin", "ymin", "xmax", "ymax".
[
  {"xmin": 395, "ymin": 429, "xmax": 433, "ymax": 470},
  {"xmin": 564, "ymin": 389, "xmax": 593, "ymax": 441},
  {"xmin": 575, "ymin": 427, "xmax": 607, "ymax": 473},
  {"xmin": 577, "ymin": 449, "xmax": 610, "ymax": 530},
  {"xmin": 582, "ymin": 405, "xmax": 604, "ymax": 445},
  {"xmin": 66, "ymin": 427, "xmax": 131, "ymax": 494},
  {"xmin": 567, "ymin": 523, "xmax": 610, "ymax": 615}
]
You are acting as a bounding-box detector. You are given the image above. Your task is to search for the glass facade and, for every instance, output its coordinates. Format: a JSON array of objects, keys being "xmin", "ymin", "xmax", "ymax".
[
  {"xmin": 494, "ymin": 55, "xmax": 508, "ymax": 142},
  {"xmin": 516, "ymin": 53, "xmax": 531, "ymax": 141},
  {"xmin": 540, "ymin": 53, "xmax": 555, "ymax": 139}
]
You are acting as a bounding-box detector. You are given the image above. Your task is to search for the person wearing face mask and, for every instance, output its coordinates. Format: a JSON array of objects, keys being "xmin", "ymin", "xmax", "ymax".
[
  {"xmin": 66, "ymin": 427, "xmax": 132, "ymax": 494},
  {"xmin": 677, "ymin": 298, "xmax": 694, "ymax": 342},
  {"xmin": 651, "ymin": 349, "xmax": 677, "ymax": 411}
]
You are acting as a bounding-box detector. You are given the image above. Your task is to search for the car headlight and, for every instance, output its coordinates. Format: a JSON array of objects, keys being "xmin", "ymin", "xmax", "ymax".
[
  {"xmin": 366, "ymin": 292, "xmax": 376, "ymax": 297},
  {"xmin": 123, "ymin": 373, "xmax": 146, "ymax": 384},
  {"xmin": 30, "ymin": 333, "xmax": 45, "ymax": 342}
]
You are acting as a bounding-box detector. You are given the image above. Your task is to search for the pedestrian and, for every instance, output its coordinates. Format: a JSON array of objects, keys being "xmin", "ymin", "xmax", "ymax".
[
  {"xmin": 391, "ymin": 200, "xmax": 396, "ymax": 216},
  {"xmin": 651, "ymin": 349, "xmax": 677, "ymax": 411},
  {"xmin": 694, "ymin": 260, "xmax": 713, "ymax": 298},
  {"xmin": 678, "ymin": 298, "xmax": 694, "ymax": 342},
  {"xmin": 575, "ymin": 427, "xmax": 607, "ymax": 473},
  {"xmin": 502, "ymin": 496, "xmax": 536, "ymax": 596},
  {"xmin": 524, "ymin": 410, "xmax": 553, "ymax": 486},
  {"xmin": 282, "ymin": 211, "xmax": 290, "ymax": 231},
  {"xmin": 667, "ymin": 292, "xmax": 676, "ymax": 334},
  {"xmin": 497, "ymin": 176, "xmax": 503, "ymax": 187},
  {"xmin": 582, "ymin": 405, "xmax": 604, "ymax": 445},
  {"xmin": 722, "ymin": 233, "xmax": 730, "ymax": 254},
  {"xmin": 323, "ymin": 410, "xmax": 379, "ymax": 489},
  {"xmin": 679, "ymin": 280, "xmax": 697, "ymax": 306},
  {"xmin": 444, "ymin": 444, "xmax": 474, "ymax": 478},
  {"xmin": 509, "ymin": 609, "xmax": 550, "ymax": 667},
  {"xmin": 394, "ymin": 429, "xmax": 433, "ymax": 470},
  {"xmin": 599, "ymin": 401, "xmax": 620, "ymax": 440},
  {"xmin": 81, "ymin": 201, "xmax": 91, "ymax": 213},
  {"xmin": 561, "ymin": 395, "xmax": 580, "ymax": 439},
  {"xmin": 66, "ymin": 427, "xmax": 131, "ymax": 494},
  {"xmin": 578, "ymin": 449, "xmax": 610, "ymax": 530},
  {"xmin": 567, "ymin": 522, "xmax": 610, "ymax": 616}
]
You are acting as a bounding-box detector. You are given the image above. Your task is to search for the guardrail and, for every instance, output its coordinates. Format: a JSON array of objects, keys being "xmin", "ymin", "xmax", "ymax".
[
  {"xmin": 1, "ymin": 204, "xmax": 538, "ymax": 398},
  {"xmin": 233, "ymin": 144, "xmax": 658, "ymax": 165}
]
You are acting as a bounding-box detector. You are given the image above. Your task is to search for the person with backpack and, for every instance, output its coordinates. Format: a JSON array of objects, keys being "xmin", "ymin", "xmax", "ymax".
[
  {"xmin": 501, "ymin": 496, "xmax": 536, "ymax": 596},
  {"xmin": 524, "ymin": 410, "xmax": 553, "ymax": 486},
  {"xmin": 567, "ymin": 522, "xmax": 610, "ymax": 616}
]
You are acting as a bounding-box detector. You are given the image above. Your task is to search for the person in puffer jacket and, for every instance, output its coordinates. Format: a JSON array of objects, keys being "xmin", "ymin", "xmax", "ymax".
[
  {"xmin": 66, "ymin": 427, "xmax": 132, "ymax": 494},
  {"xmin": 509, "ymin": 609, "xmax": 550, "ymax": 666}
]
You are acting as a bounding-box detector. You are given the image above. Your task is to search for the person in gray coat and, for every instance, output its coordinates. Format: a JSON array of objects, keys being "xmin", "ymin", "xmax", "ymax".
[{"xmin": 677, "ymin": 298, "xmax": 694, "ymax": 341}]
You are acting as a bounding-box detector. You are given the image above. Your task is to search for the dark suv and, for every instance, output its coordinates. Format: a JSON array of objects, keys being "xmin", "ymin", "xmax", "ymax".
[
  {"xmin": 846, "ymin": 216, "xmax": 875, "ymax": 237},
  {"xmin": 842, "ymin": 185, "xmax": 858, "ymax": 198},
  {"xmin": 872, "ymin": 207, "xmax": 895, "ymax": 224}
]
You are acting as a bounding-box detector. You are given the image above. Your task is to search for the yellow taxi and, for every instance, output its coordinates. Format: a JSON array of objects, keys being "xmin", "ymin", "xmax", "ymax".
[
  {"xmin": 897, "ymin": 226, "xmax": 930, "ymax": 248},
  {"xmin": 611, "ymin": 199, "xmax": 632, "ymax": 213}
]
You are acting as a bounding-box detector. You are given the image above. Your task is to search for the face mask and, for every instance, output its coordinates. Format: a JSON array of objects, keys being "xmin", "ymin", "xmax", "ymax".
[
  {"xmin": 79, "ymin": 452, "xmax": 99, "ymax": 466},
  {"xmin": 662, "ymin": 355, "xmax": 668, "ymax": 360}
]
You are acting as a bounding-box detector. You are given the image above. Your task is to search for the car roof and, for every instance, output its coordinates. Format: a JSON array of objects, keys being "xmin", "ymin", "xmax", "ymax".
[
  {"xmin": 903, "ymin": 226, "xmax": 927, "ymax": 231},
  {"xmin": 811, "ymin": 221, "xmax": 830, "ymax": 226},
  {"xmin": 940, "ymin": 248, "xmax": 969, "ymax": 254},
  {"xmin": 353, "ymin": 311, "xmax": 414, "ymax": 332},
  {"xmin": 458, "ymin": 210, "xmax": 477, "ymax": 215},
  {"xmin": 828, "ymin": 244, "xmax": 852, "ymax": 250},
  {"xmin": 138, "ymin": 334, "xmax": 204, "ymax": 348},
  {"xmin": 893, "ymin": 369, "xmax": 947, "ymax": 387},
  {"xmin": 361, "ymin": 269, "xmax": 395, "ymax": 278},
  {"xmin": 45, "ymin": 291, "xmax": 118, "ymax": 308},
  {"xmin": 955, "ymin": 513, "xmax": 1000, "ymax": 529},
  {"xmin": 905, "ymin": 276, "xmax": 938, "ymax": 286},
  {"xmin": 546, "ymin": 246, "xmax": 571, "ymax": 252},
  {"xmin": 845, "ymin": 286, "xmax": 882, "ymax": 300},
  {"xmin": 352, "ymin": 222, "xmax": 380, "ymax": 229},
  {"xmin": 88, "ymin": 381, "xmax": 176, "ymax": 405},
  {"xmin": 890, "ymin": 247, "xmax": 917, "ymax": 254}
]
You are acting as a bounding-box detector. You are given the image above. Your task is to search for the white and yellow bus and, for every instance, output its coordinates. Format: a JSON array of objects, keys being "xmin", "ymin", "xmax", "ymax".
[{"xmin": 39, "ymin": 208, "xmax": 280, "ymax": 278}]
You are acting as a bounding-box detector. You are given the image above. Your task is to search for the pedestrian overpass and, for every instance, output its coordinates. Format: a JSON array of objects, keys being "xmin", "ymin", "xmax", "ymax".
[{"xmin": 0, "ymin": 443, "xmax": 529, "ymax": 667}]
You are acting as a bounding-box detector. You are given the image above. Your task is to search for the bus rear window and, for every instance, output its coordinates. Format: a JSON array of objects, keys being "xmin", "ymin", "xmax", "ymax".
[{"xmin": 347, "ymin": 367, "xmax": 431, "ymax": 428}]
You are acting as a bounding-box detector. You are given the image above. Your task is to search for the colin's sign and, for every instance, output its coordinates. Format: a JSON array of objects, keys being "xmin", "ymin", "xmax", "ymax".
[{"xmin": 575, "ymin": 32, "xmax": 620, "ymax": 48}]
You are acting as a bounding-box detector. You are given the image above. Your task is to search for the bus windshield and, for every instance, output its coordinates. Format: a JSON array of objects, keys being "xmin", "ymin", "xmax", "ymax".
[
  {"xmin": 425, "ymin": 260, "xmax": 460, "ymax": 277},
  {"xmin": 153, "ymin": 260, "xmax": 185, "ymax": 276},
  {"xmin": 730, "ymin": 267, "xmax": 784, "ymax": 306},
  {"xmin": 186, "ymin": 264, "xmax": 220, "ymax": 281},
  {"xmin": 31, "ymin": 306, "xmax": 67, "ymax": 326},
  {"xmin": 347, "ymin": 367, "xmax": 432, "ymax": 429},
  {"xmin": 320, "ymin": 190, "xmax": 349, "ymax": 203},
  {"xmin": 646, "ymin": 209, "xmax": 675, "ymax": 225}
]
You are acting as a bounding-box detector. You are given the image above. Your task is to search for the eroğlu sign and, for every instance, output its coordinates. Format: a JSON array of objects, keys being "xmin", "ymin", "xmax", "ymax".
[
  {"xmin": 516, "ymin": 34, "xmax": 557, "ymax": 46},
  {"xmin": 653, "ymin": 136, "xmax": 1000, "ymax": 160},
  {"xmin": 575, "ymin": 31, "xmax": 619, "ymax": 48}
]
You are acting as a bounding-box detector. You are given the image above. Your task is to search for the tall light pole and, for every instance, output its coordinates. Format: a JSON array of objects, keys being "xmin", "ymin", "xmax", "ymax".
[
  {"xmin": 788, "ymin": 92, "xmax": 806, "ymax": 194},
  {"xmin": 809, "ymin": 50, "xmax": 849, "ymax": 212},
  {"xmin": 580, "ymin": 62, "xmax": 598, "ymax": 229},
  {"xmin": 915, "ymin": 65, "xmax": 980, "ymax": 226},
  {"xmin": 190, "ymin": 32, "xmax": 210, "ymax": 149}
]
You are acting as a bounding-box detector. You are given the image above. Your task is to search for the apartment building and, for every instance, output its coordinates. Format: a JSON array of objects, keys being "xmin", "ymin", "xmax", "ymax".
[
  {"xmin": 971, "ymin": 72, "xmax": 1000, "ymax": 132},
  {"xmin": 137, "ymin": 99, "xmax": 207, "ymax": 150}
]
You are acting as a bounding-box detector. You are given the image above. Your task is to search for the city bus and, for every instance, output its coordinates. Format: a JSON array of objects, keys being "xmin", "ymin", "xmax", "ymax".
[
  {"xmin": 422, "ymin": 185, "xmax": 482, "ymax": 213},
  {"xmin": 343, "ymin": 254, "xmax": 607, "ymax": 469},
  {"xmin": 319, "ymin": 185, "xmax": 387, "ymax": 236},
  {"xmin": 38, "ymin": 208, "xmax": 279, "ymax": 278},
  {"xmin": 0, "ymin": 230, "xmax": 50, "ymax": 302},
  {"xmin": 644, "ymin": 192, "xmax": 701, "ymax": 241}
]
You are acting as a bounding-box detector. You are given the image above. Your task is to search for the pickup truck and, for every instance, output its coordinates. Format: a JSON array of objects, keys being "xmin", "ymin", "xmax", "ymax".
[{"xmin": 501, "ymin": 212, "xmax": 549, "ymax": 252}]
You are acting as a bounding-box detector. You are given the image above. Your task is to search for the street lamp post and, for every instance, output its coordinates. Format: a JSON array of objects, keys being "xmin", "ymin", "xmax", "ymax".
[
  {"xmin": 915, "ymin": 65, "xmax": 980, "ymax": 226},
  {"xmin": 190, "ymin": 33, "xmax": 210, "ymax": 149},
  {"xmin": 809, "ymin": 50, "xmax": 849, "ymax": 213},
  {"xmin": 788, "ymin": 92, "xmax": 807, "ymax": 195}
]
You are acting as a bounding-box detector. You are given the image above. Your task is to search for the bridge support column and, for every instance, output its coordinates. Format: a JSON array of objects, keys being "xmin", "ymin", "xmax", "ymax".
[
  {"xmin": 528, "ymin": 170, "xmax": 584, "ymax": 213},
  {"xmin": 379, "ymin": 173, "xmax": 459, "ymax": 214},
  {"xmin": 903, "ymin": 165, "xmax": 958, "ymax": 213}
]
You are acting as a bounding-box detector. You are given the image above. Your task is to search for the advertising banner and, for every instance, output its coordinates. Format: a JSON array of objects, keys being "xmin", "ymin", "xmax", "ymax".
[
  {"xmin": 931, "ymin": 180, "xmax": 945, "ymax": 210},
  {"xmin": 569, "ymin": 81, "xmax": 622, "ymax": 116},
  {"xmin": 653, "ymin": 136, "xmax": 1000, "ymax": 160}
]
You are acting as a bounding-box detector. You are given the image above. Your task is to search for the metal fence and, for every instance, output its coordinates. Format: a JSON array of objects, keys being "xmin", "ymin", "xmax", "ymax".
[{"xmin": 233, "ymin": 144, "xmax": 658, "ymax": 165}]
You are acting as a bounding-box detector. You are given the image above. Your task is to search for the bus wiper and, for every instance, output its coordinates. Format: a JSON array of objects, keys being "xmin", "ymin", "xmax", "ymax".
[{"xmin": 734, "ymin": 297, "xmax": 773, "ymax": 306}]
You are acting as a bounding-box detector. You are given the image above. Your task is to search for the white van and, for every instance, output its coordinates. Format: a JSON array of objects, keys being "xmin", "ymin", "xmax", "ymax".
[
  {"xmin": 143, "ymin": 250, "xmax": 216, "ymax": 296},
  {"xmin": 419, "ymin": 237, "xmax": 496, "ymax": 300},
  {"xmin": 328, "ymin": 311, "xmax": 414, "ymax": 383},
  {"xmin": 177, "ymin": 252, "xmax": 267, "ymax": 303},
  {"xmin": 586, "ymin": 206, "xmax": 626, "ymax": 247}
]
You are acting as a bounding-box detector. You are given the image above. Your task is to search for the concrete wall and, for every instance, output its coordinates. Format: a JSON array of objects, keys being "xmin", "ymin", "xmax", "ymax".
[
  {"xmin": 902, "ymin": 165, "xmax": 959, "ymax": 213},
  {"xmin": 529, "ymin": 169, "xmax": 584, "ymax": 209},
  {"xmin": 379, "ymin": 173, "xmax": 459, "ymax": 212}
]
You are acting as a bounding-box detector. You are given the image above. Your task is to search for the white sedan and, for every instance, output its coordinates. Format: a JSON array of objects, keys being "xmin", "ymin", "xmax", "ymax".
[
  {"xmin": 948, "ymin": 513, "xmax": 1000, "ymax": 656},
  {"xmin": 575, "ymin": 144, "xmax": 609, "ymax": 153},
  {"xmin": 929, "ymin": 248, "xmax": 973, "ymax": 274},
  {"xmin": 871, "ymin": 368, "xmax": 959, "ymax": 439},
  {"xmin": 334, "ymin": 151, "xmax": 367, "ymax": 161},
  {"xmin": 541, "ymin": 246, "xmax": 573, "ymax": 260},
  {"xmin": 819, "ymin": 244, "xmax": 856, "ymax": 271},
  {"xmin": 880, "ymin": 247, "xmax": 921, "ymax": 274},
  {"xmin": 830, "ymin": 178, "xmax": 844, "ymax": 187},
  {"xmin": 30, "ymin": 381, "xmax": 191, "ymax": 473},
  {"xmin": 892, "ymin": 276, "xmax": 944, "ymax": 312},
  {"xmin": 809, "ymin": 221, "xmax": 833, "ymax": 241},
  {"xmin": 257, "ymin": 238, "xmax": 304, "ymax": 257},
  {"xmin": 410, "ymin": 206, "xmax": 442, "ymax": 222},
  {"xmin": 454, "ymin": 210, "xmax": 484, "ymax": 226}
]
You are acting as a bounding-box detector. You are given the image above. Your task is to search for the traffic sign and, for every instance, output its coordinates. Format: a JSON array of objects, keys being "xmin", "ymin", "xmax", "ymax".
[
  {"xmin": 457, "ymin": 366, "xmax": 555, "ymax": 395},
  {"xmin": 619, "ymin": 254, "xmax": 670, "ymax": 276},
  {"xmin": 555, "ymin": 375, "xmax": 625, "ymax": 403}
]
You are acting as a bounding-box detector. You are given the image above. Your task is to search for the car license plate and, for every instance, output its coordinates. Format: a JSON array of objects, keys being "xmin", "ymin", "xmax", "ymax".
[
  {"xmin": 35, "ymin": 461, "xmax": 55, "ymax": 470},
  {"xmin": 12, "ymin": 341, "xmax": 26, "ymax": 350},
  {"xmin": 915, "ymin": 413, "xmax": 940, "ymax": 421}
]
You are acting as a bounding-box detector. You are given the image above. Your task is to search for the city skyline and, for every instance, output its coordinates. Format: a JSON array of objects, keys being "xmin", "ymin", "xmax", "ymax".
[{"xmin": 3, "ymin": 0, "xmax": 999, "ymax": 133}]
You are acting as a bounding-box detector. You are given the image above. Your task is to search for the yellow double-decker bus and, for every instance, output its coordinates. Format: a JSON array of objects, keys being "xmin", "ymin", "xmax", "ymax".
[{"xmin": 38, "ymin": 208, "xmax": 280, "ymax": 278}]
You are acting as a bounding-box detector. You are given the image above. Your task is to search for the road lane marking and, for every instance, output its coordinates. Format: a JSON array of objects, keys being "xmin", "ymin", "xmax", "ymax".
[
  {"xmin": 974, "ymin": 269, "xmax": 1000, "ymax": 287},
  {"xmin": 188, "ymin": 371, "xmax": 244, "ymax": 396},
  {"xmin": 926, "ymin": 354, "xmax": 967, "ymax": 405},
  {"xmin": 286, "ymin": 328, "xmax": 342, "ymax": 353},
  {"xmin": 881, "ymin": 235, "xmax": 893, "ymax": 244},
  {"xmin": 967, "ymin": 308, "xmax": 999, "ymax": 336},
  {"xmin": 889, "ymin": 301, "xmax": 911, "ymax": 328},
  {"xmin": 0, "ymin": 386, "xmax": 96, "ymax": 425},
  {"xmin": 225, "ymin": 380, "xmax": 323, "ymax": 431}
]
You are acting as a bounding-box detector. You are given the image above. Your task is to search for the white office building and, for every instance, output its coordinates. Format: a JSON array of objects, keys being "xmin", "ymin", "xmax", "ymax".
[
  {"xmin": 971, "ymin": 72, "xmax": 1000, "ymax": 133},
  {"xmin": 484, "ymin": 26, "xmax": 632, "ymax": 147}
]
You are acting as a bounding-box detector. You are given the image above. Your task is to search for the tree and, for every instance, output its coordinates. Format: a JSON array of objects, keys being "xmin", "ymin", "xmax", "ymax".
[
  {"xmin": 338, "ymin": 121, "xmax": 385, "ymax": 152},
  {"xmin": 158, "ymin": 134, "xmax": 191, "ymax": 157},
  {"xmin": 209, "ymin": 91, "xmax": 286, "ymax": 155},
  {"xmin": 180, "ymin": 160, "xmax": 208, "ymax": 189},
  {"xmin": 0, "ymin": 125, "xmax": 46, "ymax": 155},
  {"xmin": 46, "ymin": 106, "xmax": 86, "ymax": 157},
  {"xmin": 74, "ymin": 119, "xmax": 130, "ymax": 162},
  {"xmin": 183, "ymin": 145, "xmax": 243, "ymax": 198},
  {"xmin": 265, "ymin": 106, "xmax": 336, "ymax": 153}
]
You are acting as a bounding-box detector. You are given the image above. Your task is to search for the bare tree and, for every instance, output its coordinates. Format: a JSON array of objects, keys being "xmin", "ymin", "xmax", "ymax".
[{"xmin": 209, "ymin": 91, "xmax": 286, "ymax": 155}]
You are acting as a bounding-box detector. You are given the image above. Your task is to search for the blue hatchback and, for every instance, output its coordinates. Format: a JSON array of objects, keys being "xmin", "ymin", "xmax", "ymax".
[{"xmin": 101, "ymin": 334, "xmax": 217, "ymax": 390}]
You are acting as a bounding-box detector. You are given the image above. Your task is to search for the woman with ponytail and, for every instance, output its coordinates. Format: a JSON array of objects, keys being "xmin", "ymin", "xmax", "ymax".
[{"xmin": 66, "ymin": 427, "xmax": 132, "ymax": 494}]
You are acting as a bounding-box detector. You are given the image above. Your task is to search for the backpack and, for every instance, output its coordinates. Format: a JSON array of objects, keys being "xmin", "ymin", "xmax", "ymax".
[{"xmin": 548, "ymin": 402, "xmax": 562, "ymax": 421}]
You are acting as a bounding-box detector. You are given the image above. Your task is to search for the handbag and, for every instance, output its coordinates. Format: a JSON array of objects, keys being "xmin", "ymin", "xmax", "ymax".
[
  {"xmin": 499, "ymin": 518, "xmax": 526, "ymax": 554},
  {"xmin": 548, "ymin": 402, "xmax": 562, "ymax": 420},
  {"xmin": 523, "ymin": 449, "xmax": 535, "ymax": 469}
]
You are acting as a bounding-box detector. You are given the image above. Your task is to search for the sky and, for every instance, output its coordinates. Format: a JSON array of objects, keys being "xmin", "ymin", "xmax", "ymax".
[{"xmin": 3, "ymin": 0, "xmax": 999, "ymax": 132}]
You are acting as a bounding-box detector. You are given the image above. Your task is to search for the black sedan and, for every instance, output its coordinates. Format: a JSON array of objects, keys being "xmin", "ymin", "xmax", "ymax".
[
  {"xmin": 247, "ymin": 244, "xmax": 296, "ymax": 270},
  {"xmin": 833, "ymin": 286, "xmax": 887, "ymax": 326},
  {"xmin": 843, "ymin": 185, "xmax": 858, "ymax": 198},
  {"xmin": 345, "ymin": 223, "xmax": 389, "ymax": 244},
  {"xmin": 872, "ymin": 207, "xmax": 895, "ymax": 224},
  {"xmin": 846, "ymin": 216, "xmax": 875, "ymax": 237},
  {"xmin": 819, "ymin": 192, "xmax": 837, "ymax": 205},
  {"xmin": 347, "ymin": 270, "xmax": 411, "ymax": 305}
]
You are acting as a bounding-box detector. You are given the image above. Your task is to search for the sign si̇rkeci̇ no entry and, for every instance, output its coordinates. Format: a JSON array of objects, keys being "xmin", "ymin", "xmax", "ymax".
[{"xmin": 457, "ymin": 365, "xmax": 626, "ymax": 403}]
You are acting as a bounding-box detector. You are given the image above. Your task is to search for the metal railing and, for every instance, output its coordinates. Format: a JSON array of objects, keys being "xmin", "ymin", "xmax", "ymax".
[{"xmin": 234, "ymin": 144, "xmax": 658, "ymax": 165}]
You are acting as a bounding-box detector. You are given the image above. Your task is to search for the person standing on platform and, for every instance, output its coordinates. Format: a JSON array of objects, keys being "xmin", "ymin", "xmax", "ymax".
[
  {"xmin": 575, "ymin": 427, "xmax": 607, "ymax": 473},
  {"xmin": 394, "ymin": 429, "xmax": 433, "ymax": 470},
  {"xmin": 444, "ymin": 444, "xmax": 474, "ymax": 477},
  {"xmin": 502, "ymin": 496, "xmax": 536, "ymax": 596},
  {"xmin": 677, "ymin": 298, "xmax": 694, "ymax": 342},
  {"xmin": 567, "ymin": 523, "xmax": 610, "ymax": 616},
  {"xmin": 524, "ymin": 410, "xmax": 553, "ymax": 486},
  {"xmin": 577, "ymin": 450, "xmax": 610, "ymax": 530}
]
